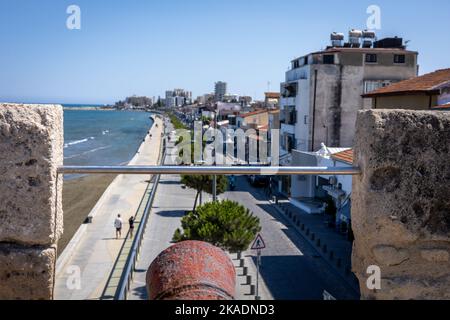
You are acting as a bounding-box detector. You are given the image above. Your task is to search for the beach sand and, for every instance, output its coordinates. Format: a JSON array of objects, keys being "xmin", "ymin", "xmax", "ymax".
[{"xmin": 59, "ymin": 175, "xmax": 117, "ymax": 254}]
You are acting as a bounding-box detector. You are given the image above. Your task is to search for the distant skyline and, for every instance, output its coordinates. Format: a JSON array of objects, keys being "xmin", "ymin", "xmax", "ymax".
[{"xmin": 1, "ymin": 0, "xmax": 449, "ymax": 104}]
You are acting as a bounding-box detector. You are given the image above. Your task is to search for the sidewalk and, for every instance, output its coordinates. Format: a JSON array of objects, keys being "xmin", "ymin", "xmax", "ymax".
[
  {"xmin": 228, "ymin": 251, "xmax": 273, "ymax": 300},
  {"xmin": 54, "ymin": 116, "xmax": 163, "ymax": 300}
]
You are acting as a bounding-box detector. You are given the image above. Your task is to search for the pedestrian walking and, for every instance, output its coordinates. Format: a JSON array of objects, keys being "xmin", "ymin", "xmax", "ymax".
[
  {"xmin": 114, "ymin": 214, "xmax": 123, "ymax": 239},
  {"xmin": 129, "ymin": 216, "xmax": 135, "ymax": 238}
]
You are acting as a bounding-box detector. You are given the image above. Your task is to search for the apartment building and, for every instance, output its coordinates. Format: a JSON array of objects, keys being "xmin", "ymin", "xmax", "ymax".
[
  {"xmin": 278, "ymin": 30, "xmax": 419, "ymax": 195},
  {"xmin": 214, "ymin": 81, "xmax": 227, "ymax": 102}
]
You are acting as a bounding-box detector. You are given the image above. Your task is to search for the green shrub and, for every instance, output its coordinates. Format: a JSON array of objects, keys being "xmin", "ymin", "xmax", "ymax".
[{"xmin": 173, "ymin": 200, "xmax": 261, "ymax": 253}]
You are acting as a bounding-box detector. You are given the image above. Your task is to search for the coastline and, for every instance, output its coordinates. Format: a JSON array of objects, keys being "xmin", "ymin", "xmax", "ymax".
[
  {"xmin": 57, "ymin": 114, "xmax": 158, "ymax": 255},
  {"xmin": 55, "ymin": 115, "xmax": 164, "ymax": 299}
]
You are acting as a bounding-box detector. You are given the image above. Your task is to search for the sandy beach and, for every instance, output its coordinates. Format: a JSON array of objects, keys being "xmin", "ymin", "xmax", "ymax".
[{"xmin": 59, "ymin": 175, "xmax": 116, "ymax": 254}]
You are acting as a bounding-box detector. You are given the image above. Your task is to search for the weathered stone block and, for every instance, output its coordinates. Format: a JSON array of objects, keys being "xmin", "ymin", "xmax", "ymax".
[
  {"xmin": 0, "ymin": 104, "xmax": 63, "ymax": 245},
  {"xmin": 352, "ymin": 110, "xmax": 450, "ymax": 300},
  {"xmin": 372, "ymin": 245, "xmax": 410, "ymax": 266},
  {"xmin": 0, "ymin": 244, "xmax": 56, "ymax": 300}
]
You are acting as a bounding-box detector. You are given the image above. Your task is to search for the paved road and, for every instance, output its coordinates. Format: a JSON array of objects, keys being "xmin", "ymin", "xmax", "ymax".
[{"xmin": 223, "ymin": 176, "xmax": 359, "ymax": 300}]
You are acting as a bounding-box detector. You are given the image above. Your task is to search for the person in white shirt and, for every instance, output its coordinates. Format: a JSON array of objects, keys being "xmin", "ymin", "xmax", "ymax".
[{"xmin": 114, "ymin": 214, "xmax": 123, "ymax": 239}]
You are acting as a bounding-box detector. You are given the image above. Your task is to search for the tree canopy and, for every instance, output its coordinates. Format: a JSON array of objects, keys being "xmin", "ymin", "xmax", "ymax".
[
  {"xmin": 173, "ymin": 200, "xmax": 261, "ymax": 253},
  {"xmin": 181, "ymin": 174, "xmax": 228, "ymax": 211}
]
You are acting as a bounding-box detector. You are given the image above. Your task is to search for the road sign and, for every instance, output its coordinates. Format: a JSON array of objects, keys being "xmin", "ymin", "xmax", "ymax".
[
  {"xmin": 251, "ymin": 234, "xmax": 266, "ymax": 250},
  {"xmin": 323, "ymin": 290, "xmax": 336, "ymax": 300}
]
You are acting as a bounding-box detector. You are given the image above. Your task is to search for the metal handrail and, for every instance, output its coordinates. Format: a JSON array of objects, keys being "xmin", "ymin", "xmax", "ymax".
[
  {"xmin": 116, "ymin": 173, "xmax": 161, "ymax": 300},
  {"xmin": 116, "ymin": 127, "xmax": 167, "ymax": 300},
  {"xmin": 58, "ymin": 166, "xmax": 361, "ymax": 176}
]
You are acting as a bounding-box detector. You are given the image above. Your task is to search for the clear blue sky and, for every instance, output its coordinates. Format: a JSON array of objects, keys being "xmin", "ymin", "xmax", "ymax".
[{"xmin": 1, "ymin": 0, "xmax": 449, "ymax": 104}]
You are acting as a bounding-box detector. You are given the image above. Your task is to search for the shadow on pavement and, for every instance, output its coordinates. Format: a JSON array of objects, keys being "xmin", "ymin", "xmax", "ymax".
[
  {"xmin": 155, "ymin": 210, "xmax": 187, "ymax": 218},
  {"xmin": 131, "ymin": 285, "xmax": 148, "ymax": 300},
  {"xmin": 158, "ymin": 180, "xmax": 183, "ymax": 185},
  {"xmin": 252, "ymin": 255, "xmax": 326, "ymax": 300}
]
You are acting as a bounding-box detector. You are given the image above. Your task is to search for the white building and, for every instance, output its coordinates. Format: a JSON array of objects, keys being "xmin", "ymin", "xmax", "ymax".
[
  {"xmin": 223, "ymin": 93, "xmax": 239, "ymax": 103},
  {"xmin": 165, "ymin": 89, "xmax": 192, "ymax": 107},
  {"xmin": 278, "ymin": 31, "xmax": 419, "ymax": 195},
  {"xmin": 290, "ymin": 145, "xmax": 353, "ymax": 231}
]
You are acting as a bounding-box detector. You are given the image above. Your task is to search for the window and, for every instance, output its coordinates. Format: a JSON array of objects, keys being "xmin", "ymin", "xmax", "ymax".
[
  {"xmin": 365, "ymin": 54, "xmax": 377, "ymax": 63},
  {"xmin": 323, "ymin": 55, "xmax": 335, "ymax": 64},
  {"xmin": 304, "ymin": 115, "xmax": 308, "ymax": 125},
  {"xmin": 289, "ymin": 109, "xmax": 296, "ymax": 125},
  {"xmin": 282, "ymin": 82, "xmax": 297, "ymax": 98},
  {"xmin": 286, "ymin": 135, "xmax": 296, "ymax": 152},
  {"xmin": 394, "ymin": 54, "xmax": 406, "ymax": 64},
  {"xmin": 363, "ymin": 80, "xmax": 395, "ymax": 94}
]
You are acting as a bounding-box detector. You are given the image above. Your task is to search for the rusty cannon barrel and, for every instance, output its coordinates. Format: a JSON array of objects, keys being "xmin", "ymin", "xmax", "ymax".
[{"xmin": 146, "ymin": 240, "xmax": 236, "ymax": 300}]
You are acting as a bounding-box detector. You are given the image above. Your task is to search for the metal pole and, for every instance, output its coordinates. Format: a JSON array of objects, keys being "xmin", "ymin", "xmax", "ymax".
[
  {"xmin": 58, "ymin": 166, "xmax": 361, "ymax": 176},
  {"xmin": 213, "ymin": 111, "xmax": 218, "ymax": 202},
  {"xmin": 213, "ymin": 175, "xmax": 217, "ymax": 202},
  {"xmin": 256, "ymin": 249, "xmax": 261, "ymax": 300}
]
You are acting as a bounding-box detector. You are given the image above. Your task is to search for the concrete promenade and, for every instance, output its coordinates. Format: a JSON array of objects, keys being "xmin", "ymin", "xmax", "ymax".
[{"xmin": 54, "ymin": 115, "xmax": 163, "ymax": 300}]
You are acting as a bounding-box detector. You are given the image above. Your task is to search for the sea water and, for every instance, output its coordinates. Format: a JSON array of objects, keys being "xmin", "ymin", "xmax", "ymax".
[{"xmin": 63, "ymin": 107, "xmax": 154, "ymax": 178}]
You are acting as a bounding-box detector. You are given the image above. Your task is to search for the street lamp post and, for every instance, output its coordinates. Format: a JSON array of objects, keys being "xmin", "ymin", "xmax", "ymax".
[{"xmin": 212, "ymin": 110, "xmax": 218, "ymax": 202}]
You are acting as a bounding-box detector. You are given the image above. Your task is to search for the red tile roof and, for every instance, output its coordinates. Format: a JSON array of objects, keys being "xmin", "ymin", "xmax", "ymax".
[
  {"xmin": 331, "ymin": 149, "xmax": 354, "ymax": 165},
  {"xmin": 239, "ymin": 109, "xmax": 268, "ymax": 118},
  {"xmin": 362, "ymin": 69, "xmax": 450, "ymax": 97}
]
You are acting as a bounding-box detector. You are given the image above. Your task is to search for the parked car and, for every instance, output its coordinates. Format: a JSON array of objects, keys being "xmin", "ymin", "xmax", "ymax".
[{"xmin": 249, "ymin": 175, "xmax": 270, "ymax": 187}]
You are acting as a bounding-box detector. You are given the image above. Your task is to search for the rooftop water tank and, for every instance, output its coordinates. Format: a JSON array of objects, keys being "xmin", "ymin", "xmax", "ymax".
[
  {"xmin": 362, "ymin": 30, "xmax": 376, "ymax": 39},
  {"xmin": 349, "ymin": 29, "xmax": 363, "ymax": 47},
  {"xmin": 330, "ymin": 32, "xmax": 345, "ymax": 47},
  {"xmin": 331, "ymin": 32, "xmax": 345, "ymax": 41}
]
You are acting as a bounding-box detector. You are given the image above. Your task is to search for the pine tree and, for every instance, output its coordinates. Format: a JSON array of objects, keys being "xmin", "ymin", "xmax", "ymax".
[{"xmin": 173, "ymin": 200, "xmax": 261, "ymax": 253}]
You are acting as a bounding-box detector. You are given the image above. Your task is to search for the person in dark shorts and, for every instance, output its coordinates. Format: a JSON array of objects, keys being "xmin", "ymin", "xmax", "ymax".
[
  {"xmin": 129, "ymin": 216, "xmax": 135, "ymax": 238},
  {"xmin": 114, "ymin": 214, "xmax": 123, "ymax": 239}
]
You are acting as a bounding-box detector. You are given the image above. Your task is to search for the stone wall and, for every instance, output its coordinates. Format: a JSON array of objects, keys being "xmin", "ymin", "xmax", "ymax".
[
  {"xmin": 0, "ymin": 104, "xmax": 63, "ymax": 300},
  {"xmin": 352, "ymin": 109, "xmax": 450, "ymax": 300}
]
